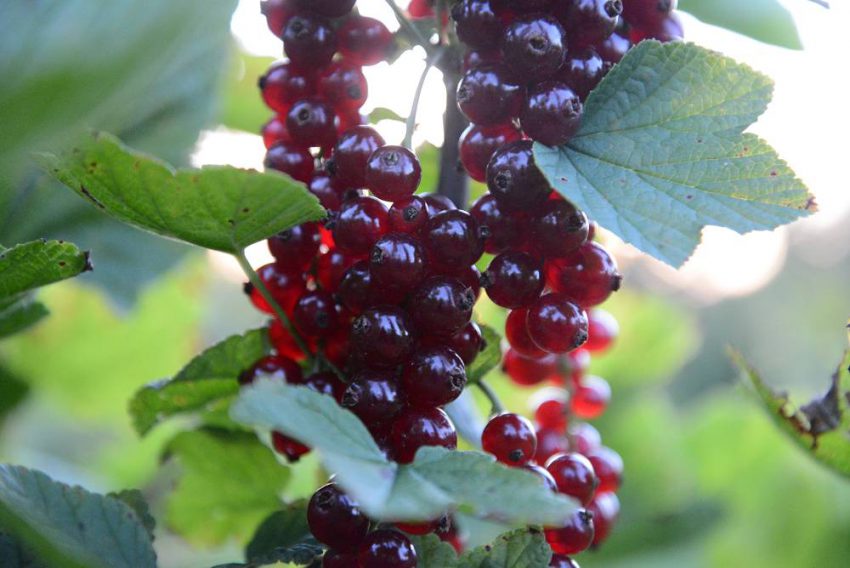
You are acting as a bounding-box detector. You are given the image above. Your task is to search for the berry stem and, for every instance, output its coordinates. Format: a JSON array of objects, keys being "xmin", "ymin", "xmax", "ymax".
[
  {"xmin": 235, "ymin": 249, "xmax": 314, "ymax": 363},
  {"xmin": 436, "ymin": 68, "xmax": 470, "ymax": 207},
  {"xmin": 474, "ymin": 379, "xmax": 505, "ymax": 415},
  {"xmin": 403, "ymin": 48, "xmax": 446, "ymax": 149},
  {"xmin": 384, "ymin": 0, "xmax": 434, "ymax": 53}
]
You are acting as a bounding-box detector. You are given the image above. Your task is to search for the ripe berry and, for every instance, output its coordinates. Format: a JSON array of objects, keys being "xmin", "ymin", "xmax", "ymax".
[
  {"xmin": 526, "ymin": 294, "xmax": 589, "ymax": 354},
  {"xmin": 482, "ymin": 252, "xmax": 544, "ymax": 309},
  {"xmin": 304, "ymin": 371, "xmax": 347, "ymax": 402},
  {"xmin": 520, "ymin": 81, "xmax": 583, "ymax": 147},
  {"xmin": 450, "ymin": 264, "xmax": 483, "ymax": 301},
  {"xmin": 318, "ymin": 63, "xmax": 368, "ymax": 111},
  {"xmin": 470, "ymin": 194, "xmax": 527, "ymax": 254},
  {"xmin": 585, "ymin": 309, "xmax": 619, "ymax": 352},
  {"xmin": 286, "ymin": 98, "xmax": 338, "ymax": 149},
  {"xmin": 396, "ymin": 515, "xmax": 449, "ymax": 536},
  {"xmin": 337, "ymin": 261, "xmax": 374, "ymax": 313},
  {"xmin": 358, "ymin": 529, "xmax": 417, "ymax": 568},
  {"xmin": 486, "ymin": 140, "xmax": 551, "ymax": 212},
  {"xmin": 268, "ymin": 222, "xmax": 322, "ymax": 270},
  {"xmin": 482, "ymin": 413, "xmax": 537, "ymax": 466},
  {"xmin": 570, "ymin": 374, "xmax": 611, "ymax": 419},
  {"xmin": 588, "ymin": 491, "xmax": 620, "ymax": 546},
  {"xmin": 586, "ymin": 446, "xmax": 623, "ymax": 492},
  {"xmin": 262, "ymin": 115, "xmax": 291, "ymax": 149},
  {"xmin": 535, "ymin": 426, "xmax": 569, "ymax": 463},
  {"xmin": 545, "ymin": 509, "xmax": 595, "ymax": 555},
  {"xmin": 261, "ymin": 0, "xmax": 295, "ymax": 36},
  {"xmin": 556, "ymin": 0, "xmax": 623, "ymax": 48},
  {"xmin": 402, "ymin": 346, "xmax": 467, "ymax": 408},
  {"xmin": 570, "ymin": 422, "xmax": 602, "ymax": 455},
  {"xmin": 282, "ymin": 14, "xmax": 337, "ymax": 68},
  {"xmin": 456, "ymin": 65, "xmax": 525, "ymax": 126},
  {"xmin": 629, "ymin": 12, "xmax": 683, "ymax": 43},
  {"xmin": 503, "ymin": 349, "xmax": 557, "ymax": 386},
  {"xmin": 420, "ymin": 192, "xmax": 457, "ymax": 215},
  {"xmin": 423, "ymin": 210, "xmax": 485, "ymax": 270},
  {"xmin": 342, "ymin": 369, "xmax": 403, "ymax": 424},
  {"xmin": 459, "ymin": 122, "xmax": 523, "ymax": 183},
  {"xmin": 350, "ymin": 307, "xmax": 415, "ymax": 368},
  {"xmin": 523, "ymin": 463, "xmax": 559, "ymax": 492},
  {"xmin": 308, "ymin": 483, "xmax": 370, "ymax": 552},
  {"xmin": 272, "ymin": 430, "xmax": 310, "ymax": 462},
  {"xmin": 370, "ymin": 233, "xmax": 427, "ymax": 295},
  {"xmin": 452, "ymin": 0, "xmax": 503, "ymax": 51},
  {"xmin": 265, "ymin": 142, "xmax": 314, "ymax": 183},
  {"xmin": 532, "ymin": 198, "xmax": 589, "ymax": 257},
  {"xmin": 259, "ymin": 61, "xmax": 314, "ymax": 113},
  {"xmin": 596, "ymin": 31, "xmax": 630, "ymax": 62},
  {"xmin": 269, "ymin": 318, "xmax": 312, "ymax": 361},
  {"xmin": 390, "ymin": 407, "xmax": 458, "ymax": 463},
  {"xmin": 316, "ymin": 248, "xmax": 357, "ymax": 291},
  {"xmin": 505, "ymin": 308, "xmax": 547, "ymax": 358},
  {"xmin": 246, "ymin": 263, "xmax": 305, "ymax": 314},
  {"xmin": 323, "ymin": 550, "xmax": 358, "ymax": 568},
  {"xmin": 558, "ymin": 47, "xmax": 606, "ymax": 100},
  {"xmin": 622, "ymin": 0, "xmax": 676, "ymax": 28},
  {"xmin": 408, "ymin": 277, "xmax": 476, "ymax": 338},
  {"xmin": 293, "ymin": 290, "xmax": 339, "ymax": 338},
  {"xmin": 440, "ymin": 321, "xmax": 485, "ymax": 365},
  {"xmin": 329, "ymin": 126, "xmax": 386, "ymax": 187},
  {"xmin": 462, "ymin": 49, "xmax": 501, "ymax": 72},
  {"xmin": 546, "ymin": 452, "xmax": 599, "ymax": 505},
  {"xmin": 338, "ymin": 16, "xmax": 394, "ymax": 66},
  {"xmin": 532, "ymin": 388, "xmax": 569, "ymax": 432},
  {"xmin": 546, "ymin": 242, "xmax": 622, "ymax": 308},
  {"xmin": 238, "ymin": 355, "xmax": 303, "ymax": 386},
  {"xmin": 308, "ymin": 171, "xmax": 345, "ymax": 211},
  {"xmin": 365, "ymin": 145, "xmax": 422, "ymax": 201},
  {"xmin": 550, "ymin": 554, "xmax": 581, "ymax": 568},
  {"xmin": 501, "ymin": 15, "xmax": 567, "ymax": 82},
  {"xmin": 388, "ymin": 196, "xmax": 430, "ymax": 234},
  {"xmin": 294, "ymin": 0, "xmax": 355, "ymax": 18},
  {"xmin": 333, "ymin": 196, "xmax": 389, "ymax": 255}
]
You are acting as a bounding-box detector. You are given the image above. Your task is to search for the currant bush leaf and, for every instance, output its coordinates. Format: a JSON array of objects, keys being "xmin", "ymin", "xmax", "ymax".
[
  {"xmin": 534, "ymin": 41, "xmax": 813, "ymax": 267},
  {"xmin": 164, "ymin": 428, "xmax": 291, "ymax": 545},
  {"xmin": 130, "ymin": 327, "xmax": 271, "ymax": 435},
  {"xmin": 0, "ymin": 465, "xmax": 156, "ymax": 568},
  {"xmin": 106, "ymin": 490, "xmax": 156, "ymax": 540},
  {"xmin": 456, "ymin": 528, "xmax": 552, "ymax": 568},
  {"xmin": 678, "ymin": 0, "xmax": 802, "ymax": 50},
  {"xmin": 0, "ymin": 299, "xmax": 49, "ymax": 339},
  {"xmin": 232, "ymin": 381, "xmax": 578, "ymax": 525},
  {"xmin": 0, "ymin": 366, "xmax": 28, "ymax": 427},
  {"xmin": 38, "ymin": 132, "xmax": 326, "ymax": 254},
  {"xmin": 445, "ymin": 391, "xmax": 485, "ymax": 448},
  {"xmin": 408, "ymin": 534, "xmax": 459, "ymax": 568},
  {"xmin": 467, "ymin": 323, "xmax": 503, "ymax": 383},
  {"xmin": 0, "ymin": 240, "xmax": 90, "ymax": 300},
  {"xmin": 245, "ymin": 502, "xmax": 324, "ymax": 566}
]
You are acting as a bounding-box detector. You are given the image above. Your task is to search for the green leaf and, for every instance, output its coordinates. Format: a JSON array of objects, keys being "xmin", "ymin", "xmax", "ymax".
[
  {"xmin": 130, "ymin": 327, "xmax": 271, "ymax": 435},
  {"xmin": 467, "ymin": 324, "xmax": 502, "ymax": 383},
  {"xmin": 369, "ymin": 107, "xmax": 406, "ymax": 124},
  {"xmin": 0, "ymin": 530, "xmax": 46, "ymax": 568},
  {"xmin": 0, "ymin": 465, "xmax": 156, "ymax": 568},
  {"xmin": 164, "ymin": 428, "xmax": 291, "ymax": 545},
  {"xmin": 445, "ymin": 391, "xmax": 485, "ymax": 448},
  {"xmin": 0, "ymin": 299, "xmax": 49, "ymax": 339},
  {"xmin": 534, "ymin": 41, "xmax": 813, "ymax": 267},
  {"xmin": 409, "ymin": 534, "xmax": 459, "ymax": 568},
  {"xmin": 678, "ymin": 0, "xmax": 803, "ymax": 50},
  {"xmin": 0, "ymin": 366, "xmax": 28, "ymax": 426},
  {"xmin": 245, "ymin": 503, "xmax": 323, "ymax": 565},
  {"xmin": 38, "ymin": 132, "xmax": 326, "ymax": 254},
  {"xmin": 222, "ymin": 53, "xmax": 276, "ymax": 133},
  {"xmin": 107, "ymin": 490, "xmax": 156, "ymax": 541},
  {"xmin": 0, "ymin": 240, "xmax": 90, "ymax": 300},
  {"xmin": 231, "ymin": 382, "xmax": 578, "ymax": 525},
  {"xmin": 456, "ymin": 528, "xmax": 552, "ymax": 568}
]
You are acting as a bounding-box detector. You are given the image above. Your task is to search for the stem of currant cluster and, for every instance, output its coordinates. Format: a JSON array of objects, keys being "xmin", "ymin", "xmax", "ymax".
[
  {"xmin": 403, "ymin": 49, "xmax": 445, "ymax": 150},
  {"xmin": 475, "ymin": 379, "xmax": 505, "ymax": 416},
  {"xmin": 436, "ymin": 69, "xmax": 470, "ymax": 208},
  {"xmin": 384, "ymin": 0, "xmax": 433, "ymax": 51},
  {"xmin": 235, "ymin": 249, "xmax": 313, "ymax": 364}
]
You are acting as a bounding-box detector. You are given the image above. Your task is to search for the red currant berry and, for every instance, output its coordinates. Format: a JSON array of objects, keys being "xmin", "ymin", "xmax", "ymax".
[
  {"xmin": 329, "ymin": 126, "xmax": 386, "ymax": 187},
  {"xmin": 396, "ymin": 515, "xmax": 449, "ymax": 536},
  {"xmin": 269, "ymin": 318, "xmax": 312, "ymax": 361},
  {"xmin": 452, "ymin": 0, "xmax": 504, "ymax": 51},
  {"xmin": 338, "ymin": 16, "xmax": 394, "ymax": 66},
  {"xmin": 622, "ymin": 0, "xmax": 676, "ymax": 28},
  {"xmin": 571, "ymin": 374, "xmax": 611, "ymax": 419},
  {"xmin": 482, "ymin": 413, "xmax": 537, "ymax": 466},
  {"xmin": 318, "ymin": 62, "xmax": 368, "ymax": 111},
  {"xmin": 459, "ymin": 122, "xmax": 523, "ymax": 183},
  {"xmin": 265, "ymin": 142, "xmax": 314, "ymax": 183},
  {"xmin": 520, "ymin": 81, "xmax": 583, "ymax": 147},
  {"xmin": 358, "ymin": 529, "xmax": 417, "ymax": 568},
  {"xmin": 546, "ymin": 242, "xmax": 621, "ymax": 308},
  {"xmin": 532, "ymin": 198, "xmax": 589, "ymax": 258},
  {"xmin": 423, "ymin": 210, "xmax": 485, "ymax": 270},
  {"xmin": 272, "ymin": 430, "xmax": 310, "ymax": 462},
  {"xmin": 586, "ymin": 446, "xmax": 623, "ymax": 492},
  {"xmin": 550, "ymin": 554, "xmax": 581, "ymax": 568},
  {"xmin": 501, "ymin": 15, "xmax": 567, "ymax": 82},
  {"xmin": 629, "ymin": 11, "xmax": 683, "ymax": 43},
  {"xmin": 294, "ymin": 290, "xmax": 339, "ymax": 338},
  {"xmin": 531, "ymin": 387, "xmax": 569, "ymax": 431},
  {"xmin": 585, "ymin": 309, "xmax": 618, "ymax": 352},
  {"xmin": 259, "ymin": 61, "xmax": 314, "ymax": 114},
  {"xmin": 246, "ymin": 263, "xmax": 305, "ymax": 314},
  {"xmin": 482, "ymin": 252, "xmax": 544, "ymax": 309},
  {"xmin": 408, "ymin": 277, "xmax": 476, "ymax": 338},
  {"xmin": 391, "ymin": 407, "xmax": 457, "ymax": 464},
  {"xmin": 282, "ymin": 13, "xmax": 337, "ymax": 69},
  {"xmin": 268, "ymin": 222, "xmax": 322, "ymax": 271},
  {"xmin": 470, "ymin": 194, "xmax": 527, "ymax": 254},
  {"xmin": 407, "ymin": 0, "xmax": 436, "ymax": 19},
  {"xmin": 546, "ymin": 452, "xmax": 599, "ymax": 505},
  {"xmin": 569, "ymin": 422, "xmax": 601, "ymax": 455},
  {"xmin": 294, "ymin": 0, "xmax": 355, "ymax": 18},
  {"xmin": 596, "ymin": 31, "xmax": 630, "ymax": 63},
  {"xmin": 337, "ymin": 260, "xmax": 375, "ymax": 313},
  {"xmin": 456, "ymin": 65, "xmax": 525, "ymax": 126},
  {"xmin": 308, "ymin": 171, "xmax": 345, "ymax": 211},
  {"xmin": 262, "ymin": 115, "xmax": 292, "ymax": 149},
  {"xmin": 304, "ymin": 371, "xmax": 346, "ymax": 402},
  {"xmin": 523, "ymin": 463, "xmax": 559, "ymax": 492},
  {"xmin": 342, "ymin": 369, "xmax": 403, "ymax": 424},
  {"xmin": 588, "ymin": 491, "xmax": 620, "ymax": 546},
  {"xmin": 440, "ymin": 321, "xmax": 485, "ymax": 365},
  {"xmin": 556, "ymin": 0, "xmax": 623, "ymax": 48},
  {"xmin": 503, "ymin": 349, "xmax": 557, "ymax": 386},
  {"xmin": 286, "ymin": 98, "xmax": 338, "ymax": 149},
  {"xmin": 388, "ymin": 196, "xmax": 430, "ymax": 234},
  {"xmin": 351, "ymin": 307, "xmax": 415, "ymax": 368},
  {"xmin": 402, "ymin": 346, "xmax": 467, "ymax": 408},
  {"xmin": 365, "ymin": 145, "xmax": 422, "ymax": 201},
  {"xmin": 526, "ymin": 294, "xmax": 589, "ymax": 355},
  {"xmin": 261, "ymin": 0, "xmax": 295, "ymax": 36},
  {"xmin": 316, "ymin": 248, "xmax": 358, "ymax": 291},
  {"xmin": 545, "ymin": 509, "xmax": 595, "ymax": 555},
  {"xmin": 322, "ymin": 550, "xmax": 358, "ymax": 568},
  {"xmin": 449, "ymin": 264, "xmax": 483, "ymax": 301},
  {"xmin": 535, "ymin": 426, "xmax": 569, "ymax": 463},
  {"xmin": 558, "ymin": 47, "xmax": 606, "ymax": 100},
  {"xmin": 486, "ymin": 140, "xmax": 551, "ymax": 212},
  {"xmin": 462, "ymin": 48, "xmax": 501, "ymax": 72},
  {"xmin": 308, "ymin": 483, "xmax": 370, "ymax": 552},
  {"xmin": 505, "ymin": 308, "xmax": 547, "ymax": 358},
  {"xmin": 333, "ymin": 196, "xmax": 389, "ymax": 255},
  {"xmin": 420, "ymin": 192, "xmax": 457, "ymax": 215},
  {"xmin": 370, "ymin": 233, "xmax": 427, "ymax": 295},
  {"xmin": 238, "ymin": 355, "xmax": 302, "ymax": 386}
]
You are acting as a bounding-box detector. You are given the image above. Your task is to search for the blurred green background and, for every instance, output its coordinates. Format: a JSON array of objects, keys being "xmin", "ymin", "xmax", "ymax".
[{"xmin": 2, "ymin": 0, "xmax": 849, "ymax": 567}]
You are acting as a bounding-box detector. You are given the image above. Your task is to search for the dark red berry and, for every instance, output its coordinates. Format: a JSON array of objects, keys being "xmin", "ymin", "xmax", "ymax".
[
  {"xmin": 351, "ymin": 307, "xmax": 415, "ymax": 368},
  {"xmin": 456, "ymin": 65, "xmax": 525, "ymax": 126},
  {"xmin": 545, "ymin": 509, "xmax": 595, "ymax": 555},
  {"xmin": 262, "ymin": 115, "xmax": 292, "ymax": 148},
  {"xmin": 261, "ymin": 0, "xmax": 295, "ymax": 36},
  {"xmin": 550, "ymin": 554, "xmax": 581, "ymax": 568},
  {"xmin": 470, "ymin": 194, "xmax": 527, "ymax": 254},
  {"xmin": 588, "ymin": 491, "xmax": 620, "ymax": 546},
  {"xmin": 407, "ymin": 0, "xmax": 436, "ymax": 19},
  {"xmin": 532, "ymin": 198, "xmax": 589, "ymax": 257},
  {"xmin": 449, "ymin": 264, "xmax": 483, "ymax": 301},
  {"xmin": 365, "ymin": 145, "xmax": 422, "ymax": 201},
  {"xmin": 318, "ymin": 62, "xmax": 368, "ymax": 111},
  {"xmin": 316, "ymin": 248, "xmax": 358, "ymax": 291},
  {"xmin": 259, "ymin": 61, "xmax": 314, "ymax": 113},
  {"xmin": 526, "ymin": 294, "xmax": 588, "ymax": 354},
  {"xmin": 396, "ymin": 515, "xmax": 448, "ymax": 536},
  {"xmin": 556, "ymin": 0, "xmax": 623, "ymax": 47},
  {"xmin": 337, "ymin": 260, "xmax": 375, "ymax": 313},
  {"xmin": 342, "ymin": 369, "xmax": 403, "ymax": 424},
  {"xmin": 238, "ymin": 355, "xmax": 302, "ymax": 386},
  {"xmin": 462, "ymin": 48, "xmax": 501, "ymax": 72},
  {"xmin": 247, "ymin": 263, "xmax": 306, "ymax": 314},
  {"xmin": 501, "ymin": 15, "xmax": 567, "ymax": 82},
  {"xmin": 265, "ymin": 142, "xmax": 315, "ymax": 183},
  {"xmin": 304, "ymin": 371, "xmax": 346, "ymax": 402},
  {"xmin": 545, "ymin": 242, "xmax": 621, "ymax": 308},
  {"xmin": 586, "ymin": 446, "xmax": 623, "ymax": 492},
  {"xmin": 402, "ymin": 346, "xmax": 467, "ymax": 408},
  {"xmin": 268, "ymin": 222, "xmax": 322, "ymax": 270},
  {"xmin": 596, "ymin": 31, "xmax": 631, "ymax": 62},
  {"xmin": 452, "ymin": 0, "xmax": 503, "ymax": 50},
  {"xmin": 408, "ymin": 277, "xmax": 476, "ymax": 338},
  {"xmin": 339, "ymin": 16, "xmax": 394, "ymax": 66},
  {"xmin": 282, "ymin": 13, "xmax": 337, "ymax": 68},
  {"xmin": 535, "ymin": 426, "xmax": 569, "ymax": 463},
  {"xmin": 308, "ymin": 483, "xmax": 370, "ymax": 552},
  {"xmin": 423, "ymin": 210, "xmax": 485, "ymax": 270},
  {"xmin": 370, "ymin": 233, "xmax": 427, "ymax": 295},
  {"xmin": 420, "ymin": 192, "xmax": 457, "ymax": 215},
  {"xmin": 272, "ymin": 430, "xmax": 310, "ymax": 462},
  {"xmin": 520, "ymin": 81, "xmax": 583, "ymax": 147},
  {"xmin": 546, "ymin": 452, "xmax": 599, "ymax": 505},
  {"xmin": 329, "ymin": 126, "xmax": 386, "ymax": 187},
  {"xmin": 323, "ymin": 550, "xmax": 358, "ymax": 568},
  {"xmin": 294, "ymin": 0, "xmax": 355, "ymax": 18},
  {"xmin": 531, "ymin": 387, "xmax": 569, "ymax": 431},
  {"xmin": 308, "ymin": 171, "xmax": 345, "ymax": 211},
  {"xmin": 585, "ymin": 309, "xmax": 618, "ymax": 352},
  {"xmin": 503, "ymin": 349, "xmax": 557, "ymax": 386},
  {"xmin": 459, "ymin": 123, "xmax": 523, "ymax": 183},
  {"xmin": 486, "ymin": 140, "xmax": 551, "ymax": 212},
  {"xmin": 482, "ymin": 413, "xmax": 537, "ymax": 466},
  {"xmin": 333, "ymin": 196, "xmax": 389, "ymax": 255},
  {"xmin": 294, "ymin": 290, "xmax": 339, "ymax": 338},
  {"xmin": 441, "ymin": 321, "xmax": 484, "ymax": 365},
  {"xmin": 505, "ymin": 308, "xmax": 547, "ymax": 358},
  {"xmin": 558, "ymin": 47, "xmax": 606, "ymax": 99},
  {"xmin": 390, "ymin": 407, "xmax": 457, "ymax": 463},
  {"xmin": 570, "ymin": 422, "xmax": 601, "ymax": 455},
  {"xmin": 523, "ymin": 463, "xmax": 559, "ymax": 492},
  {"xmin": 622, "ymin": 0, "xmax": 676, "ymax": 28},
  {"xmin": 388, "ymin": 196, "xmax": 430, "ymax": 234},
  {"xmin": 629, "ymin": 11, "xmax": 683, "ymax": 43},
  {"xmin": 357, "ymin": 529, "xmax": 417, "ymax": 568},
  {"xmin": 286, "ymin": 98, "xmax": 338, "ymax": 149},
  {"xmin": 269, "ymin": 318, "xmax": 312, "ymax": 361},
  {"xmin": 482, "ymin": 252, "xmax": 544, "ymax": 309}
]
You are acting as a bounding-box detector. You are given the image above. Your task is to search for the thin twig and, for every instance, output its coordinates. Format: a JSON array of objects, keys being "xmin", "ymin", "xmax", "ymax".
[
  {"xmin": 403, "ymin": 48, "xmax": 445, "ymax": 149},
  {"xmin": 384, "ymin": 0, "xmax": 433, "ymax": 51},
  {"xmin": 475, "ymin": 380, "xmax": 505, "ymax": 415}
]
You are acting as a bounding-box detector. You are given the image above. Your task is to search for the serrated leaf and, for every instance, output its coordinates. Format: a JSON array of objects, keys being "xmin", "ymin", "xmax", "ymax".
[
  {"xmin": 678, "ymin": 0, "xmax": 802, "ymax": 50},
  {"xmin": 0, "ymin": 465, "xmax": 156, "ymax": 568},
  {"xmin": 457, "ymin": 528, "xmax": 552, "ymax": 568},
  {"xmin": 164, "ymin": 428, "xmax": 291, "ymax": 545},
  {"xmin": 231, "ymin": 382, "xmax": 577, "ymax": 525},
  {"xmin": 0, "ymin": 299, "xmax": 49, "ymax": 339},
  {"xmin": 130, "ymin": 327, "xmax": 271, "ymax": 435},
  {"xmin": 107, "ymin": 490, "xmax": 156, "ymax": 540},
  {"xmin": 534, "ymin": 41, "xmax": 813, "ymax": 268},
  {"xmin": 409, "ymin": 534, "xmax": 459, "ymax": 568},
  {"xmin": 246, "ymin": 503, "xmax": 323, "ymax": 565},
  {"xmin": 0, "ymin": 240, "xmax": 90, "ymax": 300},
  {"xmin": 38, "ymin": 132, "xmax": 326, "ymax": 254},
  {"xmin": 467, "ymin": 324, "xmax": 502, "ymax": 383}
]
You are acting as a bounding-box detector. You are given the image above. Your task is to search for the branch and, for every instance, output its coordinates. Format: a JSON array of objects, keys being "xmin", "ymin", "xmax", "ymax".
[
  {"xmin": 475, "ymin": 379, "xmax": 505, "ymax": 415},
  {"xmin": 384, "ymin": 0, "xmax": 434, "ymax": 51},
  {"xmin": 436, "ymin": 68, "xmax": 470, "ymax": 208},
  {"xmin": 403, "ymin": 49, "xmax": 446, "ymax": 149}
]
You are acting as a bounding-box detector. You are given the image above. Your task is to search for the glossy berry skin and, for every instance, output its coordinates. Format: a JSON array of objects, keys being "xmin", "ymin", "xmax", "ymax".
[
  {"xmin": 265, "ymin": 142, "xmax": 314, "ymax": 183},
  {"xmin": 396, "ymin": 515, "xmax": 449, "ymax": 536},
  {"xmin": 358, "ymin": 529, "xmax": 417, "ymax": 568},
  {"xmin": 462, "ymin": 48, "xmax": 501, "ymax": 72},
  {"xmin": 388, "ymin": 196, "xmax": 430, "ymax": 234},
  {"xmin": 506, "ymin": 308, "xmax": 547, "ymax": 357},
  {"xmin": 523, "ymin": 463, "xmax": 559, "ymax": 492},
  {"xmin": 272, "ymin": 430, "xmax": 310, "ymax": 462},
  {"xmin": 503, "ymin": 349, "xmax": 557, "ymax": 386},
  {"xmin": 588, "ymin": 491, "xmax": 620, "ymax": 546},
  {"xmin": 338, "ymin": 16, "xmax": 394, "ymax": 66},
  {"xmin": 526, "ymin": 294, "xmax": 589, "ymax": 354},
  {"xmin": 482, "ymin": 413, "xmax": 537, "ymax": 466},
  {"xmin": 390, "ymin": 407, "xmax": 458, "ymax": 463},
  {"xmin": 570, "ymin": 374, "xmax": 611, "ymax": 419},
  {"xmin": 370, "ymin": 233, "xmax": 427, "ymax": 295},
  {"xmin": 247, "ymin": 263, "xmax": 305, "ymax": 314},
  {"xmin": 545, "ymin": 509, "xmax": 595, "ymax": 555},
  {"xmin": 470, "ymin": 194, "xmax": 527, "ymax": 254},
  {"xmin": 451, "ymin": 264, "xmax": 483, "ymax": 301},
  {"xmin": 308, "ymin": 483, "xmax": 370, "ymax": 552},
  {"xmin": 350, "ymin": 307, "xmax": 415, "ymax": 368},
  {"xmin": 282, "ymin": 14, "xmax": 337, "ymax": 68},
  {"xmin": 269, "ymin": 318, "xmax": 312, "ymax": 361},
  {"xmin": 238, "ymin": 355, "xmax": 302, "ymax": 386},
  {"xmin": 420, "ymin": 192, "xmax": 457, "ymax": 215},
  {"xmin": 546, "ymin": 242, "xmax": 622, "ymax": 308},
  {"xmin": 322, "ymin": 550, "xmax": 358, "ymax": 568},
  {"xmin": 423, "ymin": 210, "xmax": 485, "ymax": 271},
  {"xmin": 441, "ymin": 321, "xmax": 484, "ymax": 365},
  {"xmin": 293, "ymin": 290, "xmax": 339, "ymax": 338},
  {"xmin": 570, "ymin": 422, "xmax": 602, "ymax": 455},
  {"xmin": 408, "ymin": 277, "xmax": 476, "ymax": 338},
  {"xmin": 318, "ymin": 63, "xmax": 368, "ymax": 111},
  {"xmin": 316, "ymin": 249, "xmax": 357, "ymax": 291},
  {"xmin": 268, "ymin": 222, "xmax": 321, "ymax": 271},
  {"xmin": 295, "ymin": 0, "xmax": 355, "ymax": 18},
  {"xmin": 259, "ymin": 61, "xmax": 314, "ymax": 114},
  {"xmin": 261, "ymin": 0, "xmax": 295, "ymax": 36},
  {"xmin": 556, "ymin": 0, "xmax": 623, "ymax": 48},
  {"xmin": 534, "ymin": 426, "xmax": 570, "ymax": 464},
  {"xmin": 533, "ymin": 389, "xmax": 569, "ymax": 432},
  {"xmin": 402, "ymin": 346, "xmax": 467, "ymax": 408},
  {"xmin": 586, "ymin": 446, "xmax": 623, "ymax": 492},
  {"xmin": 520, "ymin": 81, "xmax": 583, "ymax": 147},
  {"xmin": 304, "ymin": 371, "xmax": 347, "ymax": 402},
  {"xmin": 558, "ymin": 47, "xmax": 606, "ymax": 100},
  {"xmin": 286, "ymin": 98, "xmax": 337, "ymax": 149},
  {"xmin": 459, "ymin": 123, "xmax": 522, "ymax": 183},
  {"xmin": 629, "ymin": 11, "xmax": 683, "ymax": 43},
  {"xmin": 337, "ymin": 261, "xmax": 374, "ymax": 313},
  {"xmin": 501, "ymin": 15, "xmax": 567, "ymax": 82},
  {"xmin": 330, "ymin": 126, "xmax": 386, "ymax": 187},
  {"xmin": 456, "ymin": 65, "xmax": 525, "ymax": 126},
  {"xmin": 482, "ymin": 252, "xmax": 544, "ymax": 309},
  {"xmin": 550, "ymin": 554, "xmax": 581, "ymax": 568},
  {"xmin": 262, "ymin": 115, "xmax": 291, "ymax": 149},
  {"xmin": 532, "ymin": 198, "xmax": 589, "ymax": 258},
  {"xmin": 342, "ymin": 369, "xmax": 403, "ymax": 424},
  {"xmin": 622, "ymin": 0, "xmax": 676, "ymax": 28},
  {"xmin": 546, "ymin": 452, "xmax": 599, "ymax": 505},
  {"xmin": 333, "ymin": 196, "xmax": 389, "ymax": 255},
  {"xmin": 452, "ymin": 0, "xmax": 503, "ymax": 50},
  {"xmin": 365, "ymin": 145, "xmax": 422, "ymax": 201},
  {"xmin": 585, "ymin": 309, "xmax": 619, "ymax": 352},
  {"xmin": 486, "ymin": 140, "xmax": 551, "ymax": 212},
  {"xmin": 596, "ymin": 31, "xmax": 630, "ymax": 62}
]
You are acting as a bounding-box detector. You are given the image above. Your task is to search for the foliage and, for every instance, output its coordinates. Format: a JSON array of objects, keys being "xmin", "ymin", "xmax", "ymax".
[{"xmin": 678, "ymin": 0, "xmax": 802, "ymax": 50}]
